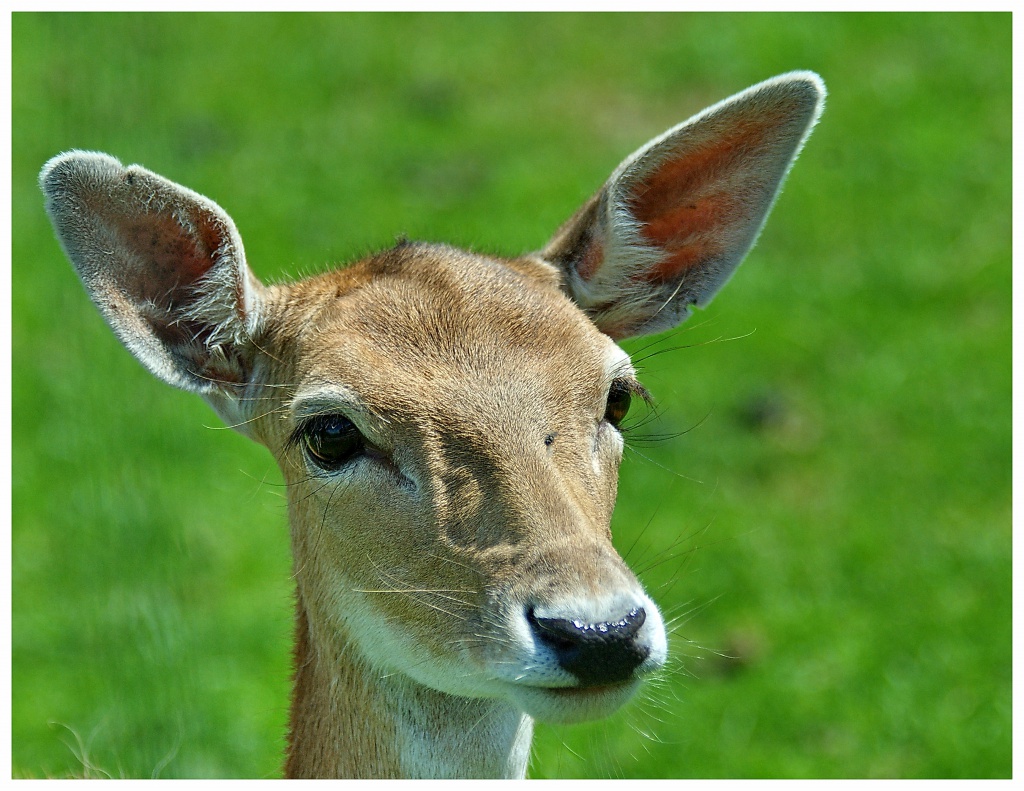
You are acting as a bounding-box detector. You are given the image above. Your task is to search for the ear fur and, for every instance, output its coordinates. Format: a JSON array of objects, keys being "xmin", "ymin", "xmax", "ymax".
[
  {"xmin": 543, "ymin": 71, "xmax": 826, "ymax": 339},
  {"xmin": 40, "ymin": 151, "xmax": 265, "ymax": 400}
]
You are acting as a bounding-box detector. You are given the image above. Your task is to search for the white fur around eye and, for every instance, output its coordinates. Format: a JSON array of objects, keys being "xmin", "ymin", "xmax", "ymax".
[{"xmin": 603, "ymin": 343, "xmax": 635, "ymax": 380}]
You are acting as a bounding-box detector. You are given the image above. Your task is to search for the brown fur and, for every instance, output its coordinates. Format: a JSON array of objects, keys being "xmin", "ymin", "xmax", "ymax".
[{"xmin": 248, "ymin": 244, "xmax": 632, "ymax": 776}]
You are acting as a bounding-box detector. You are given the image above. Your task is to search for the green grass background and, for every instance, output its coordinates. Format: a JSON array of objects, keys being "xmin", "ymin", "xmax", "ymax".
[{"xmin": 12, "ymin": 12, "xmax": 1010, "ymax": 779}]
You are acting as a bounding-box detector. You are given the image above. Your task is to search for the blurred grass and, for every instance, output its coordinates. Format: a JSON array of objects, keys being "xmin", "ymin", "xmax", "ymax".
[{"xmin": 12, "ymin": 12, "xmax": 1009, "ymax": 779}]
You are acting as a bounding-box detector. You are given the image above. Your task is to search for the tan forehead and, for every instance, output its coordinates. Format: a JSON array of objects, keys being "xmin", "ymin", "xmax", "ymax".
[{"xmin": 288, "ymin": 244, "xmax": 620, "ymax": 400}]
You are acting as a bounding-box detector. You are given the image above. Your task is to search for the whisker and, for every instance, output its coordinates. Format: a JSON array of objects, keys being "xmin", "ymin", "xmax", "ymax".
[
  {"xmin": 202, "ymin": 405, "xmax": 289, "ymax": 431},
  {"xmin": 629, "ymin": 328, "xmax": 757, "ymax": 369},
  {"xmin": 352, "ymin": 588, "xmax": 478, "ymax": 595},
  {"xmin": 624, "ymin": 445, "xmax": 706, "ymax": 484}
]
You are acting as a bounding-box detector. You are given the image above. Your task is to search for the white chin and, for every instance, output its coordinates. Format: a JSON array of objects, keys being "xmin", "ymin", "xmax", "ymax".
[{"xmin": 508, "ymin": 679, "xmax": 642, "ymax": 724}]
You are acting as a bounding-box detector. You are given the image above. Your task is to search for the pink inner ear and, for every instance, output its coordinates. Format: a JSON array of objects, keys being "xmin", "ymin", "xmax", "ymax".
[
  {"xmin": 122, "ymin": 212, "xmax": 222, "ymax": 304},
  {"xmin": 576, "ymin": 228, "xmax": 606, "ymax": 281},
  {"xmin": 628, "ymin": 117, "xmax": 779, "ymax": 282},
  {"xmin": 641, "ymin": 194, "xmax": 733, "ymax": 282}
]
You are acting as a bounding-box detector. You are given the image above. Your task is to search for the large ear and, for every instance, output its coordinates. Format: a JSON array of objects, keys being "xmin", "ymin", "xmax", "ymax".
[
  {"xmin": 542, "ymin": 71, "xmax": 826, "ymax": 339},
  {"xmin": 40, "ymin": 151, "xmax": 266, "ymax": 405}
]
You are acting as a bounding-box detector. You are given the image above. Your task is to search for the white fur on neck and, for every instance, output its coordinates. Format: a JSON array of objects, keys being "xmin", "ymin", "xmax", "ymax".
[{"xmin": 382, "ymin": 673, "xmax": 534, "ymax": 778}]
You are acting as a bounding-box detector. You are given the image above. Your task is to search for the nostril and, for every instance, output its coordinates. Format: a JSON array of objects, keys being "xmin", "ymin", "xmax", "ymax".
[
  {"xmin": 527, "ymin": 610, "xmax": 577, "ymax": 652},
  {"xmin": 526, "ymin": 605, "xmax": 650, "ymax": 687},
  {"xmin": 528, "ymin": 606, "xmax": 646, "ymax": 643},
  {"xmin": 614, "ymin": 606, "xmax": 646, "ymax": 639}
]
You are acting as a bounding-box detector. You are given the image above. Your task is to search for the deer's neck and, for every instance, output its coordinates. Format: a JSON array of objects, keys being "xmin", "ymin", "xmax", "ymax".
[{"xmin": 284, "ymin": 597, "xmax": 533, "ymax": 779}]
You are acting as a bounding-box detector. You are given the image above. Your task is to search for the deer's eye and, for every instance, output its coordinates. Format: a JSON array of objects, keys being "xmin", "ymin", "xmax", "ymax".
[
  {"xmin": 302, "ymin": 414, "xmax": 363, "ymax": 470},
  {"xmin": 604, "ymin": 379, "xmax": 633, "ymax": 427}
]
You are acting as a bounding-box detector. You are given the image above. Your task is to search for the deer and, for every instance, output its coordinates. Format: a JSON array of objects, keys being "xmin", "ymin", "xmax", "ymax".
[{"xmin": 39, "ymin": 71, "xmax": 824, "ymax": 779}]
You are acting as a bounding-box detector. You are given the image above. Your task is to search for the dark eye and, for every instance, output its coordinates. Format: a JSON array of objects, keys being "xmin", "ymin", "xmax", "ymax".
[
  {"xmin": 302, "ymin": 414, "xmax": 363, "ymax": 470},
  {"xmin": 604, "ymin": 379, "xmax": 632, "ymax": 427}
]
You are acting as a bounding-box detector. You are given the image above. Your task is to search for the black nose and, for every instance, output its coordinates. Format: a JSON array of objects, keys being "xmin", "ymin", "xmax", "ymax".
[{"xmin": 527, "ymin": 605, "xmax": 650, "ymax": 687}]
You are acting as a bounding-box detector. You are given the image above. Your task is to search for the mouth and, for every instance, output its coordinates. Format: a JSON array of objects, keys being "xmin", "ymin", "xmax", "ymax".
[
  {"xmin": 506, "ymin": 677, "xmax": 642, "ymax": 724},
  {"xmin": 544, "ymin": 680, "xmax": 631, "ymax": 697}
]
